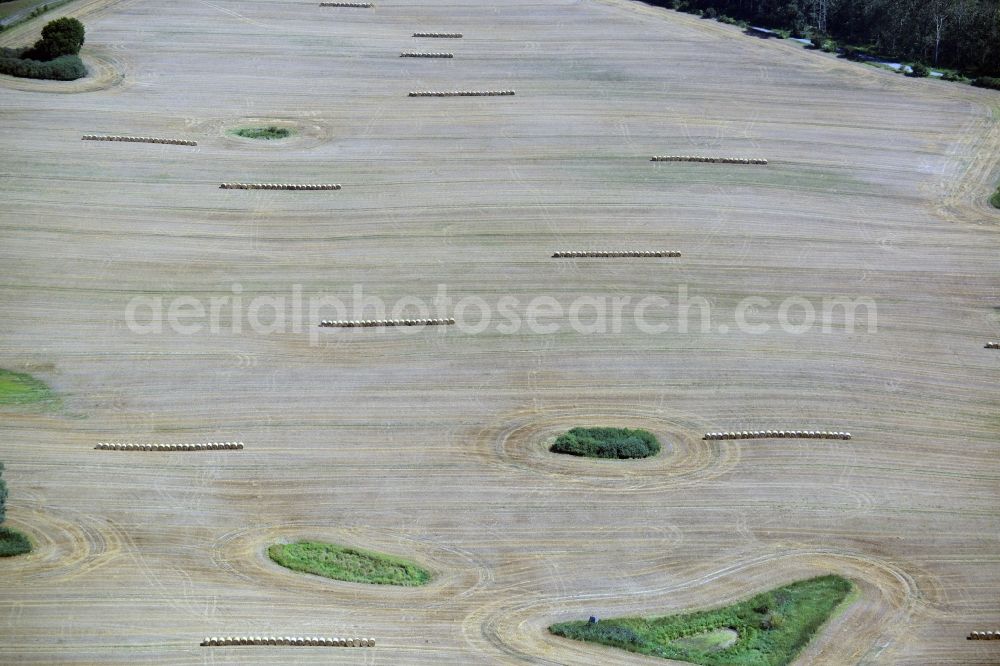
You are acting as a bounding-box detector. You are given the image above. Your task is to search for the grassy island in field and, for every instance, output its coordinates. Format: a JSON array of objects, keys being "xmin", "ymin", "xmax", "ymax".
[
  {"xmin": 268, "ymin": 540, "xmax": 431, "ymax": 586},
  {"xmin": 0, "ymin": 369, "xmax": 54, "ymax": 406},
  {"xmin": 549, "ymin": 427, "xmax": 660, "ymax": 459},
  {"xmin": 0, "ymin": 17, "xmax": 86, "ymax": 80},
  {"xmin": 990, "ymin": 184, "xmax": 1000, "ymax": 209},
  {"xmin": 230, "ymin": 126, "xmax": 293, "ymax": 140},
  {"xmin": 549, "ymin": 575, "xmax": 853, "ymax": 666}
]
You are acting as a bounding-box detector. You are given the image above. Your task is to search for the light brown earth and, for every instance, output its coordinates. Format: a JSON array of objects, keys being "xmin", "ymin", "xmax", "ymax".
[{"xmin": 1, "ymin": 0, "xmax": 999, "ymax": 663}]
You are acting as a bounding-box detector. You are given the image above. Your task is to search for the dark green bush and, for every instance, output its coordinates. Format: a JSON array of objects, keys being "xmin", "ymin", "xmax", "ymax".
[
  {"xmin": 550, "ymin": 427, "xmax": 660, "ymax": 459},
  {"xmin": 702, "ymin": 7, "xmax": 717, "ymax": 18},
  {"xmin": 0, "ymin": 53, "xmax": 85, "ymax": 80},
  {"xmin": 24, "ymin": 17, "xmax": 84, "ymax": 61},
  {"xmin": 990, "ymin": 186, "xmax": 1000, "ymax": 210},
  {"xmin": 972, "ymin": 76, "xmax": 1000, "ymax": 91},
  {"xmin": 0, "ymin": 463, "xmax": 32, "ymax": 557},
  {"xmin": 0, "ymin": 527, "xmax": 31, "ymax": 557},
  {"xmin": 941, "ymin": 71, "xmax": 964, "ymax": 82},
  {"xmin": 717, "ymin": 15, "xmax": 746, "ymax": 27},
  {"xmin": 907, "ymin": 62, "xmax": 930, "ymax": 77},
  {"xmin": 0, "ymin": 462, "xmax": 6, "ymax": 524},
  {"xmin": 562, "ymin": 623, "xmax": 643, "ymax": 646}
]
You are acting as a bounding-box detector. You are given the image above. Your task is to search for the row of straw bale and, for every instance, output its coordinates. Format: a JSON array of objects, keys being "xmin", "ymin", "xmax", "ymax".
[
  {"xmin": 985, "ymin": 342, "xmax": 999, "ymax": 349},
  {"xmin": 219, "ymin": 183, "xmax": 341, "ymax": 190},
  {"xmin": 82, "ymin": 135, "xmax": 197, "ymax": 146},
  {"xmin": 651, "ymin": 156, "xmax": 767, "ymax": 165},
  {"xmin": 400, "ymin": 52, "xmax": 454, "ymax": 58},
  {"xmin": 319, "ymin": 2, "xmax": 373, "ymax": 6},
  {"xmin": 552, "ymin": 251, "xmax": 680, "ymax": 258},
  {"xmin": 968, "ymin": 631, "xmax": 1000, "ymax": 640},
  {"xmin": 320, "ymin": 318, "xmax": 456, "ymax": 327},
  {"xmin": 704, "ymin": 431, "xmax": 851, "ymax": 440},
  {"xmin": 413, "ymin": 32, "xmax": 462, "ymax": 37},
  {"xmin": 95, "ymin": 442, "xmax": 244, "ymax": 451},
  {"xmin": 202, "ymin": 636, "xmax": 374, "ymax": 647}
]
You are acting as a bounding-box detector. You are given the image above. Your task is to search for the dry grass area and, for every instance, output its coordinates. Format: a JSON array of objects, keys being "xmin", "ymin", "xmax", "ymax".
[{"xmin": 1, "ymin": 0, "xmax": 999, "ymax": 663}]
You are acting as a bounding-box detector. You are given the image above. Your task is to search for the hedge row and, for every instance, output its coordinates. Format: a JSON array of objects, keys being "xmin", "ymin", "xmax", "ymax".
[
  {"xmin": 0, "ymin": 53, "xmax": 85, "ymax": 80},
  {"xmin": 972, "ymin": 77, "xmax": 1000, "ymax": 91}
]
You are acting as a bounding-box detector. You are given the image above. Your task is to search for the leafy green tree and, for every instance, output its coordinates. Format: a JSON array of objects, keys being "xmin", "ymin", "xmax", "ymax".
[{"xmin": 25, "ymin": 17, "xmax": 85, "ymax": 61}]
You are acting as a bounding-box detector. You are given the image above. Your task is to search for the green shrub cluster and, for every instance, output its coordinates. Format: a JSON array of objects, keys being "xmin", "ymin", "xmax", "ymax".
[
  {"xmin": 0, "ymin": 527, "xmax": 31, "ymax": 557},
  {"xmin": 0, "ymin": 52, "xmax": 84, "ymax": 79},
  {"xmin": 549, "ymin": 575, "xmax": 853, "ymax": 666},
  {"xmin": 583, "ymin": 623, "xmax": 643, "ymax": 646},
  {"xmin": 0, "ymin": 462, "xmax": 6, "ymax": 524},
  {"xmin": 811, "ymin": 36, "xmax": 837, "ymax": 52},
  {"xmin": 231, "ymin": 126, "xmax": 293, "ymax": 140},
  {"xmin": 550, "ymin": 427, "xmax": 660, "ymax": 459},
  {"xmin": 990, "ymin": 185, "xmax": 1000, "ymax": 210},
  {"xmin": 972, "ymin": 76, "xmax": 1000, "ymax": 91},
  {"xmin": 0, "ymin": 462, "xmax": 32, "ymax": 557},
  {"xmin": 0, "ymin": 17, "xmax": 85, "ymax": 80},
  {"xmin": 671, "ymin": 1, "xmax": 747, "ymax": 26},
  {"xmin": 906, "ymin": 62, "xmax": 930, "ymax": 77},
  {"xmin": 716, "ymin": 15, "xmax": 748, "ymax": 27},
  {"xmin": 268, "ymin": 540, "xmax": 431, "ymax": 586}
]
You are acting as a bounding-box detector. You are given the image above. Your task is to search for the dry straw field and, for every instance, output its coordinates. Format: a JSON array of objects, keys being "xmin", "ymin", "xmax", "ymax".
[{"xmin": 1, "ymin": 0, "xmax": 999, "ymax": 663}]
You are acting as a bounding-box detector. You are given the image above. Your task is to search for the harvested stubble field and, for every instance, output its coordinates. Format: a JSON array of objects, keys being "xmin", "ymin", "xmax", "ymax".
[{"xmin": 1, "ymin": 0, "xmax": 999, "ymax": 664}]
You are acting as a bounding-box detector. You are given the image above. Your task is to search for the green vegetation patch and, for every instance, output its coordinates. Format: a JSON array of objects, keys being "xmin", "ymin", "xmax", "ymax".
[
  {"xmin": 0, "ymin": 17, "xmax": 86, "ymax": 80},
  {"xmin": 990, "ymin": 185, "xmax": 1000, "ymax": 210},
  {"xmin": 550, "ymin": 427, "xmax": 660, "ymax": 459},
  {"xmin": 268, "ymin": 540, "xmax": 431, "ymax": 586},
  {"xmin": 671, "ymin": 627, "xmax": 739, "ymax": 652},
  {"xmin": 972, "ymin": 77, "xmax": 1000, "ymax": 91},
  {"xmin": 0, "ymin": 50, "xmax": 84, "ymax": 79},
  {"xmin": 0, "ymin": 527, "xmax": 31, "ymax": 557},
  {"xmin": 230, "ymin": 126, "xmax": 293, "ymax": 140},
  {"xmin": 549, "ymin": 575, "xmax": 853, "ymax": 666},
  {"xmin": 0, "ymin": 369, "xmax": 54, "ymax": 405}
]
